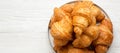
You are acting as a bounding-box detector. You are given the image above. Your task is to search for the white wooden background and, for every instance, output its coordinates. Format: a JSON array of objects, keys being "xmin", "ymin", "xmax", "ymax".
[{"xmin": 0, "ymin": 0, "xmax": 119, "ymax": 53}]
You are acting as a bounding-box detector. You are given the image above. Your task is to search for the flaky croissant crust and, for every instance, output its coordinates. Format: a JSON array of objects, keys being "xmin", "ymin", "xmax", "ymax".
[{"xmin": 49, "ymin": 1, "xmax": 113, "ymax": 53}]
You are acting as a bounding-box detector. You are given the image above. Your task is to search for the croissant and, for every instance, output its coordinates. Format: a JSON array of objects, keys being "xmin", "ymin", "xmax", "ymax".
[
  {"xmin": 50, "ymin": 7, "xmax": 73, "ymax": 40},
  {"xmin": 72, "ymin": 1, "xmax": 94, "ymax": 37},
  {"xmin": 53, "ymin": 39, "xmax": 69, "ymax": 51},
  {"xmin": 73, "ymin": 16, "xmax": 89, "ymax": 37},
  {"xmin": 56, "ymin": 43, "xmax": 72, "ymax": 53},
  {"xmin": 72, "ymin": 1, "xmax": 102, "ymax": 36},
  {"xmin": 72, "ymin": 34, "xmax": 92, "ymax": 48},
  {"xmin": 101, "ymin": 18, "xmax": 113, "ymax": 32},
  {"xmin": 57, "ymin": 43, "xmax": 95, "ymax": 53},
  {"xmin": 95, "ymin": 45, "xmax": 108, "ymax": 53},
  {"xmin": 90, "ymin": 5, "xmax": 105, "ymax": 22},
  {"xmin": 93, "ymin": 18, "xmax": 113, "ymax": 53},
  {"xmin": 50, "ymin": 7, "xmax": 73, "ymax": 51},
  {"xmin": 73, "ymin": 25, "xmax": 99, "ymax": 48},
  {"xmin": 72, "ymin": 1, "xmax": 100, "ymax": 48}
]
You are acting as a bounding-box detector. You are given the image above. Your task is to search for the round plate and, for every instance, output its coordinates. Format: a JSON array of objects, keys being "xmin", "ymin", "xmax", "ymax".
[{"xmin": 48, "ymin": 1, "xmax": 111, "ymax": 53}]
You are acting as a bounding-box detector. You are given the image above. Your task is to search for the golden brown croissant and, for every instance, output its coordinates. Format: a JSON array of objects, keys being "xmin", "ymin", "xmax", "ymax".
[
  {"xmin": 90, "ymin": 5, "xmax": 105, "ymax": 22},
  {"xmin": 53, "ymin": 39, "xmax": 69, "ymax": 51},
  {"xmin": 72, "ymin": 1, "xmax": 102, "ymax": 37},
  {"xmin": 73, "ymin": 16, "xmax": 89, "ymax": 37},
  {"xmin": 95, "ymin": 24, "xmax": 113, "ymax": 46},
  {"xmin": 73, "ymin": 26, "xmax": 99, "ymax": 48},
  {"xmin": 50, "ymin": 7, "xmax": 73, "ymax": 51},
  {"xmin": 84, "ymin": 25, "xmax": 99, "ymax": 40},
  {"xmin": 71, "ymin": 1, "xmax": 100, "ymax": 48},
  {"xmin": 72, "ymin": 1, "xmax": 93, "ymax": 24},
  {"xmin": 101, "ymin": 18, "xmax": 113, "ymax": 32},
  {"xmin": 95, "ymin": 45, "xmax": 108, "ymax": 53},
  {"xmin": 72, "ymin": 1, "xmax": 94, "ymax": 38},
  {"xmin": 50, "ymin": 7, "xmax": 73, "ymax": 40},
  {"xmin": 93, "ymin": 18, "xmax": 113, "ymax": 53},
  {"xmin": 56, "ymin": 43, "xmax": 95, "ymax": 53},
  {"xmin": 72, "ymin": 34, "xmax": 92, "ymax": 48}
]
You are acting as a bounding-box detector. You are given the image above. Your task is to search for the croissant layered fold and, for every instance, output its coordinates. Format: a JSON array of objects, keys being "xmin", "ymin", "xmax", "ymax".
[{"xmin": 49, "ymin": 1, "xmax": 113, "ymax": 53}]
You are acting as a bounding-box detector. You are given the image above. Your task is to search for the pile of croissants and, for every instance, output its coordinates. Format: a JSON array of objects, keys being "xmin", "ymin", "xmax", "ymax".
[{"xmin": 49, "ymin": 1, "xmax": 113, "ymax": 53}]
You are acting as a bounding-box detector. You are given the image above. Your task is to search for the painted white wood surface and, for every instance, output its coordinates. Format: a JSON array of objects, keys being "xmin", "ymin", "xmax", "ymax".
[{"xmin": 0, "ymin": 0, "xmax": 119, "ymax": 53}]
